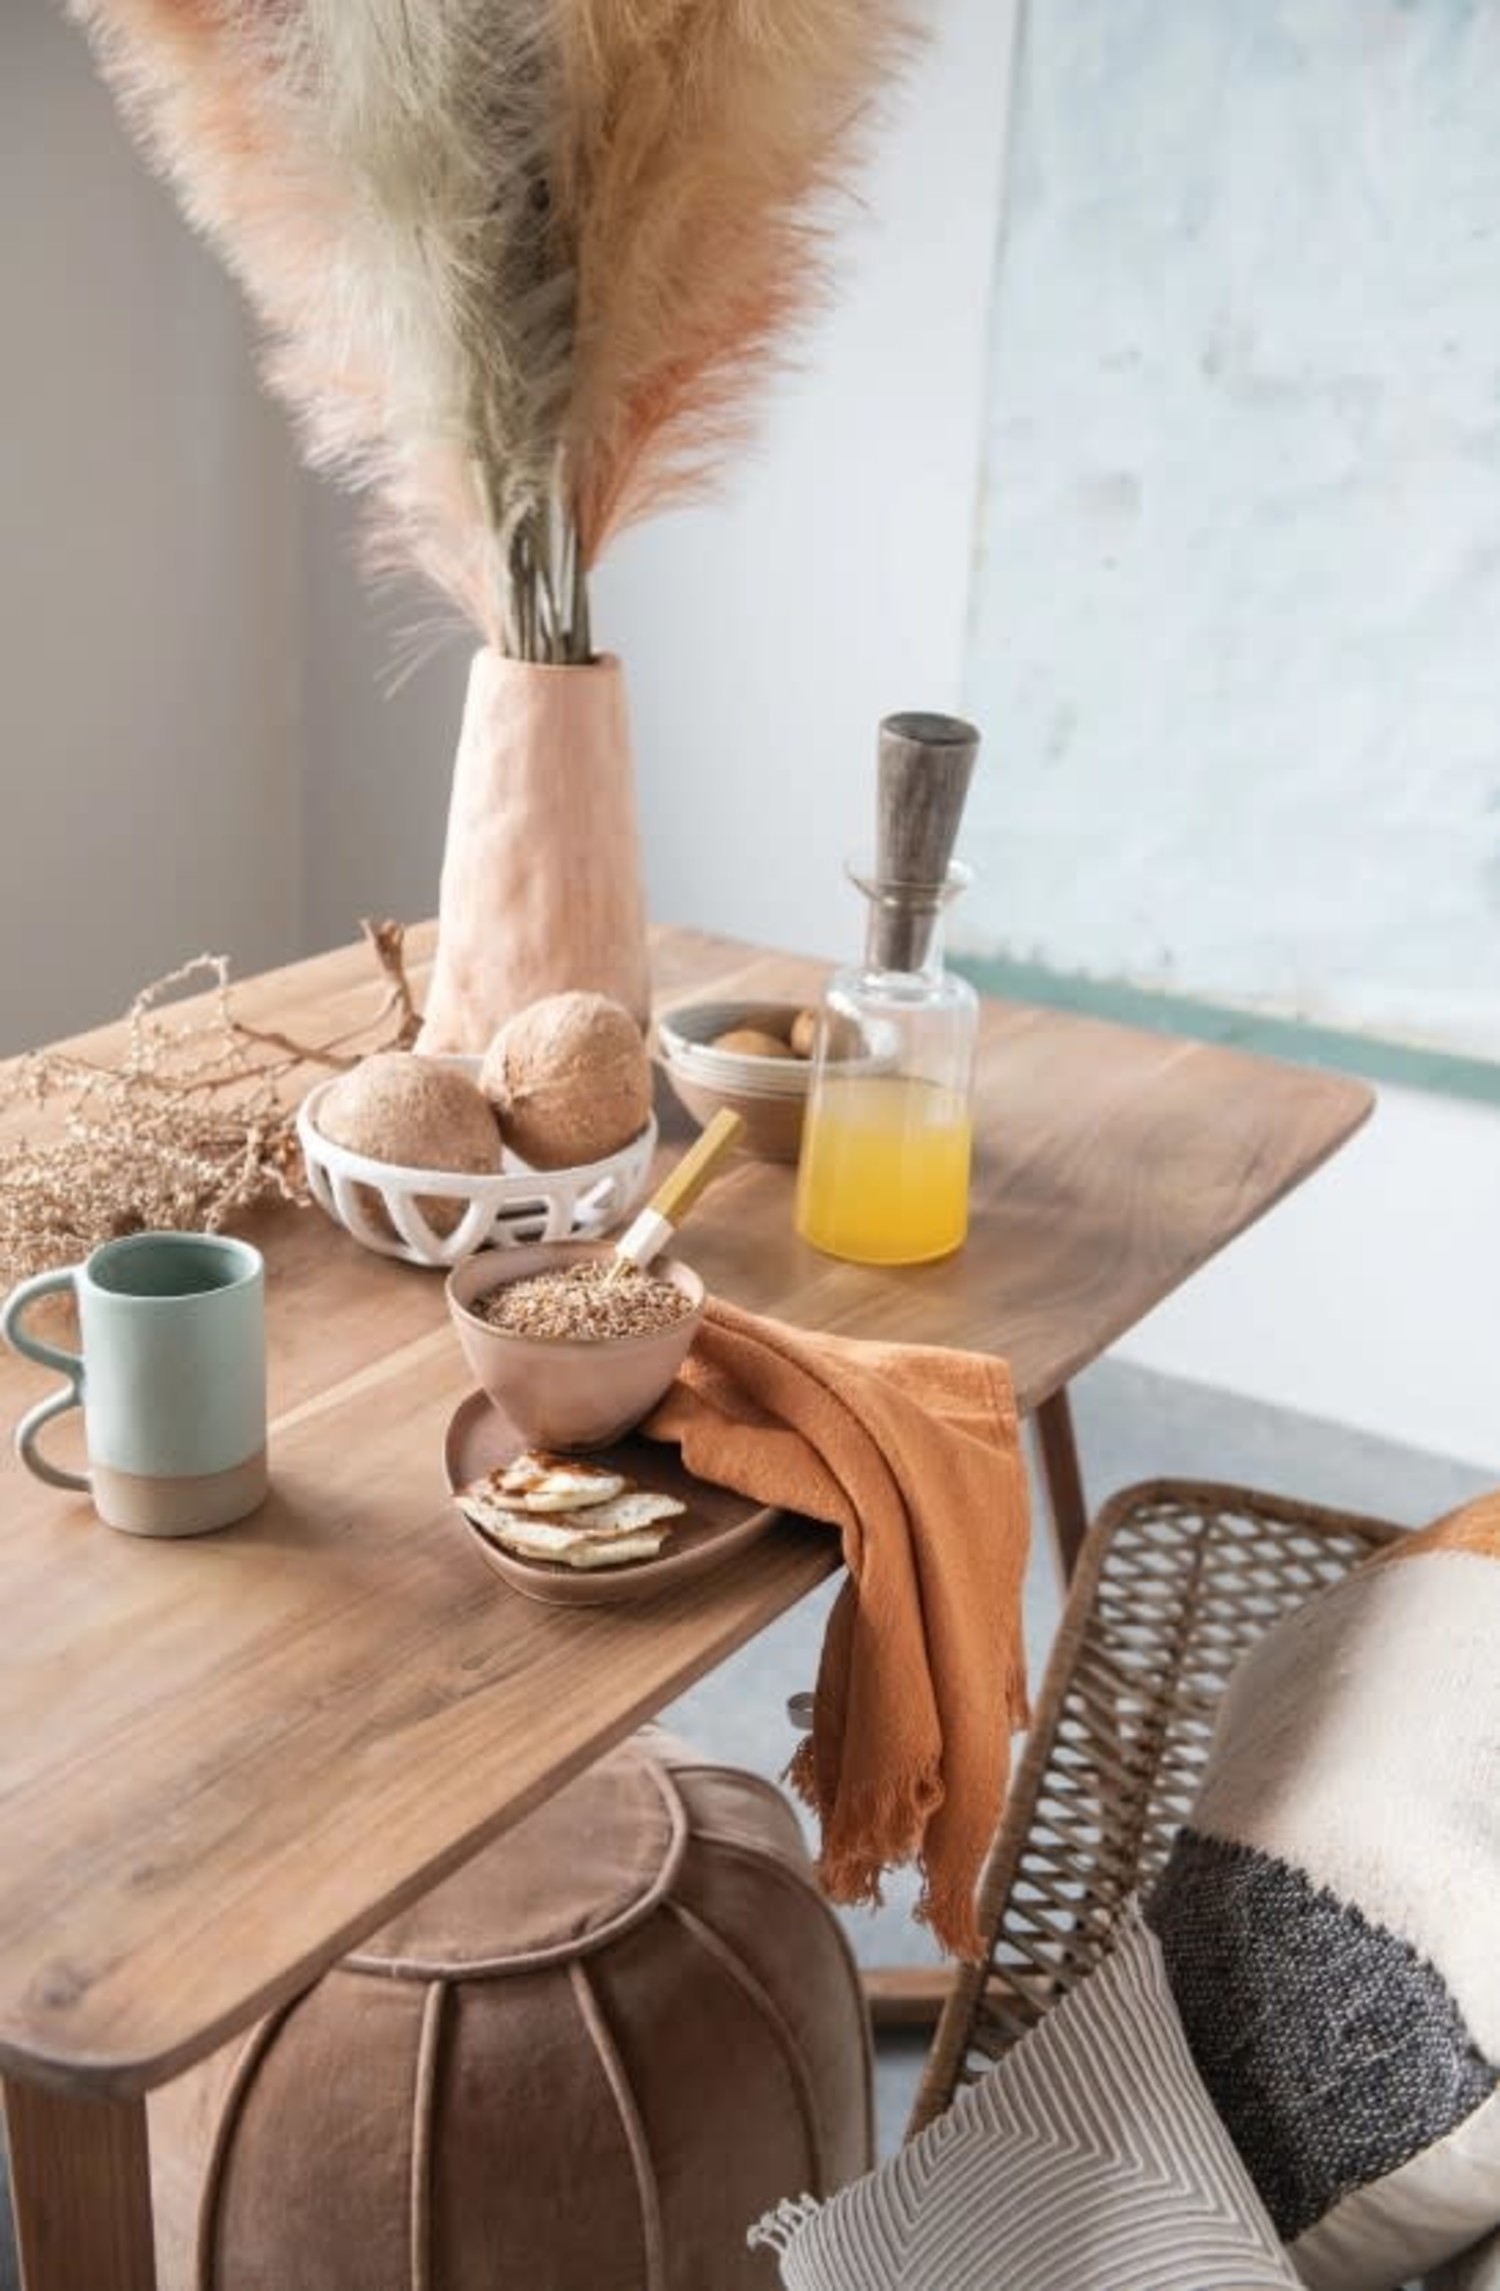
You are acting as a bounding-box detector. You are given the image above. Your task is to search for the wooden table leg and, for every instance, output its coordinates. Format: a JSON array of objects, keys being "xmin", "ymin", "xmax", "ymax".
[
  {"xmin": 1033, "ymin": 1386, "xmax": 1089, "ymax": 1582},
  {"xmin": 862, "ymin": 1967, "xmax": 962, "ymax": 2031},
  {"xmin": 3, "ymin": 2079, "xmax": 157, "ymax": 2291}
]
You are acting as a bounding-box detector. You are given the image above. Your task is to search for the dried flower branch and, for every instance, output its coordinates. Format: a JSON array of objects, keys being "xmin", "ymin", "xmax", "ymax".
[{"xmin": 0, "ymin": 923, "xmax": 421, "ymax": 1287}]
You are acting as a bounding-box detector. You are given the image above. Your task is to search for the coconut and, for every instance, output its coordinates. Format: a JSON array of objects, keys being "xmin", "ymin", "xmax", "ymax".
[
  {"xmin": 313, "ymin": 1052, "xmax": 502, "ymax": 1237},
  {"xmin": 481, "ymin": 992, "xmax": 651, "ymax": 1170}
]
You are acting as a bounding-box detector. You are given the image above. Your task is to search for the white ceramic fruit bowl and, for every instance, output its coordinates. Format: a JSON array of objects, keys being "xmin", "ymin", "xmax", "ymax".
[{"xmin": 297, "ymin": 1059, "xmax": 657, "ymax": 1270}]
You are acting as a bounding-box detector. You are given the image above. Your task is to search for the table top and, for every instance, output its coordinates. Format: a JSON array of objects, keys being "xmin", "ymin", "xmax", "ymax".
[{"xmin": 0, "ymin": 924, "xmax": 1371, "ymax": 2097}]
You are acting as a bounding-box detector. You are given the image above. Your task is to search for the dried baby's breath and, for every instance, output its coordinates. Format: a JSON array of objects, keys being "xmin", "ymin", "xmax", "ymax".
[{"xmin": 0, "ymin": 921, "xmax": 421, "ymax": 1287}]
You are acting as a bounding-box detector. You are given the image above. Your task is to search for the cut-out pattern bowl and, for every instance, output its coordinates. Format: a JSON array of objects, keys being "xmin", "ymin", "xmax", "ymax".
[{"xmin": 297, "ymin": 1061, "xmax": 657, "ymax": 1269}]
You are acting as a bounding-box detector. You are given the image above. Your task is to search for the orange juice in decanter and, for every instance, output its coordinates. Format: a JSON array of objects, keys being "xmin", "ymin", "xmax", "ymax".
[
  {"xmin": 794, "ymin": 1073, "xmax": 973, "ymax": 1264},
  {"xmin": 794, "ymin": 711, "xmax": 981, "ymax": 1268}
]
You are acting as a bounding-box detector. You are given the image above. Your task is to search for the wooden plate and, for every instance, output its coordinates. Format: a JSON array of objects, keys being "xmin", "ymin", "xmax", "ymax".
[{"xmin": 443, "ymin": 1389, "xmax": 784, "ymax": 1608}]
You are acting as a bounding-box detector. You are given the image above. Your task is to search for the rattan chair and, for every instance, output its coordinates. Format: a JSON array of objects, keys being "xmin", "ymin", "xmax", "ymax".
[{"xmin": 909, "ymin": 1476, "xmax": 1403, "ymax": 2137}]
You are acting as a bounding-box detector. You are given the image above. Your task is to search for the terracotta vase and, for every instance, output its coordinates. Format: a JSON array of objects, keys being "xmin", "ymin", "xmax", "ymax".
[{"xmin": 417, "ymin": 649, "xmax": 652, "ymax": 1054}]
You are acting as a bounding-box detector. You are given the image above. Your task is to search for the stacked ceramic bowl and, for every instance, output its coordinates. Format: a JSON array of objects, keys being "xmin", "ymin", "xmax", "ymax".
[{"xmin": 655, "ymin": 1000, "xmax": 817, "ymax": 1163}]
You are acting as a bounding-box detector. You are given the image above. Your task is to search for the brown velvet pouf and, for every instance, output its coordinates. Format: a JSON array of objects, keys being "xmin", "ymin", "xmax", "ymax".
[{"xmin": 149, "ymin": 1733, "xmax": 873, "ymax": 2291}]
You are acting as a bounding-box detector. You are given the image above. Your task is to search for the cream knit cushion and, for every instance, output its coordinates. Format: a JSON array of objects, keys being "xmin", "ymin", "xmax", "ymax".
[
  {"xmin": 750, "ymin": 1911, "xmax": 1299, "ymax": 2291},
  {"xmin": 1148, "ymin": 1504, "xmax": 1500, "ymax": 2291},
  {"xmin": 1431, "ymin": 2233, "xmax": 1500, "ymax": 2291}
]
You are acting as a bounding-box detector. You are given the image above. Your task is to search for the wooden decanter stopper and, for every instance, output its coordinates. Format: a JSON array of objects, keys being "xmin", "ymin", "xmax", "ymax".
[{"xmin": 872, "ymin": 711, "xmax": 981, "ymax": 970}]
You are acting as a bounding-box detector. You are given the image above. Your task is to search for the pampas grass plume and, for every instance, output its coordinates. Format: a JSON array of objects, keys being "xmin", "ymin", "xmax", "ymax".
[
  {"xmin": 557, "ymin": 0, "xmax": 916, "ymax": 561},
  {"xmin": 67, "ymin": 0, "xmax": 918, "ymax": 653}
]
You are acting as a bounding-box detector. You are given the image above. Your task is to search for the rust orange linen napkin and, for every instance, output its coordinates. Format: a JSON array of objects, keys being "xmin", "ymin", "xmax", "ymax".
[{"xmin": 643, "ymin": 1297, "xmax": 1031, "ymax": 1961}]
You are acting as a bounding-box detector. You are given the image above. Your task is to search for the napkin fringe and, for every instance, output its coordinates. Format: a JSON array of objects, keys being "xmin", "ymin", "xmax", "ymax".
[
  {"xmin": 785, "ymin": 1734, "xmax": 964, "ymax": 1936},
  {"xmin": 784, "ymin": 1645, "xmax": 1029, "ymax": 1963},
  {"xmin": 915, "ymin": 1874, "xmax": 984, "ymax": 1966}
]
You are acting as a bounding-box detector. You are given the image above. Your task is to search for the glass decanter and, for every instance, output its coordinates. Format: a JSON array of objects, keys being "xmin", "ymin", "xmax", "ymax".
[
  {"xmin": 794, "ymin": 710, "xmax": 982, "ymax": 1266},
  {"xmin": 795, "ymin": 862, "xmax": 979, "ymax": 1264}
]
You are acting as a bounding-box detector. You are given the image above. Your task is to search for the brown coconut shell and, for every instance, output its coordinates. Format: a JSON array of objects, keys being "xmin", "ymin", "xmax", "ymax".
[
  {"xmin": 480, "ymin": 993, "xmax": 652, "ymax": 1171},
  {"xmin": 313, "ymin": 1053, "xmax": 503, "ymax": 1238}
]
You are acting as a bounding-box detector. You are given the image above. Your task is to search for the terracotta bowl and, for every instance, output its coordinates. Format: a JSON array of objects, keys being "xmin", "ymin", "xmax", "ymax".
[
  {"xmin": 656, "ymin": 1001, "xmax": 814, "ymax": 1163},
  {"xmin": 657, "ymin": 1069, "xmax": 807, "ymax": 1163},
  {"xmin": 445, "ymin": 1240, "xmax": 705, "ymax": 1451}
]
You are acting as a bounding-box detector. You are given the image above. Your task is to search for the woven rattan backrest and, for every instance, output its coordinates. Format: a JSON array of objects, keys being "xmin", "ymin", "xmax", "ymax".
[{"xmin": 909, "ymin": 1478, "xmax": 1402, "ymax": 2136}]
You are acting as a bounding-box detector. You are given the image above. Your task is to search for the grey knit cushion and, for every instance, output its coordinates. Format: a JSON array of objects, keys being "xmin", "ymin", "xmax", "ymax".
[{"xmin": 749, "ymin": 1910, "xmax": 1299, "ymax": 2291}]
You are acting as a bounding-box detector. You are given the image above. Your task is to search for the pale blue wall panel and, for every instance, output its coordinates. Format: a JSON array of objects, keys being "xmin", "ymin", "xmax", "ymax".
[{"xmin": 960, "ymin": 0, "xmax": 1500, "ymax": 1067}]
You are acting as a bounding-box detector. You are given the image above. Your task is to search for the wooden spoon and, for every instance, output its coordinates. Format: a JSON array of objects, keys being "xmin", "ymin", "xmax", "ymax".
[{"xmin": 610, "ymin": 1108, "xmax": 746, "ymax": 1275}]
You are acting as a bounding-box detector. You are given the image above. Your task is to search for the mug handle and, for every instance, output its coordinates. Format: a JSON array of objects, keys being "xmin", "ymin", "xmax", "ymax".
[{"xmin": 1, "ymin": 1268, "xmax": 89, "ymax": 1492}]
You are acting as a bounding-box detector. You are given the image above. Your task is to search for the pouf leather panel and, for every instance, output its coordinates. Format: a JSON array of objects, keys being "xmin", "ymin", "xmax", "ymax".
[{"xmin": 149, "ymin": 1732, "xmax": 873, "ymax": 2291}]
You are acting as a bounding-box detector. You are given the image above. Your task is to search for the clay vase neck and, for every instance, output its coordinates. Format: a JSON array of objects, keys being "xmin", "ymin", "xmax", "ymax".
[{"xmin": 417, "ymin": 649, "xmax": 652, "ymax": 1054}]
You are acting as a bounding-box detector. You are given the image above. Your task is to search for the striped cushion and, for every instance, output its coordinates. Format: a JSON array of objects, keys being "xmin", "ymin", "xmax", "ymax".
[
  {"xmin": 749, "ymin": 1910, "xmax": 1299, "ymax": 2290},
  {"xmin": 1148, "ymin": 1492, "xmax": 1500, "ymax": 2291}
]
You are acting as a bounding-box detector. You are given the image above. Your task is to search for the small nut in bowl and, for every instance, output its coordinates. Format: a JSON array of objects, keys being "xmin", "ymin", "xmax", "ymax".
[{"xmin": 446, "ymin": 1240, "xmax": 705, "ymax": 1451}]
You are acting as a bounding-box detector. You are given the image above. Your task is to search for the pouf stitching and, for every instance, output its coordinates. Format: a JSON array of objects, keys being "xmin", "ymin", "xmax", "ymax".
[
  {"xmin": 344, "ymin": 1756, "xmax": 691, "ymax": 1980},
  {"xmin": 681, "ymin": 1827, "xmax": 871, "ymax": 1938},
  {"xmin": 570, "ymin": 1956, "xmax": 669, "ymax": 2291},
  {"xmin": 676, "ymin": 1824, "xmax": 819, "ymax": 1886},
  {"xmin": 659, "ymin": 1767, "xmax": 809, "ymax": 1854},
  {"xmin": 197, "ymin": 1994, "xmax": 303, "ymax": 2291},
  {"xmin": 411, "ymin": 1978, "xmax": 446, "ymax": 2291},
  {"xmin": 662, "ymin": 1896, "xmax": 833, "ymax": 2196},
  {"xmin": 651, "ymin": 1760, "xmax": 804, "ymax": 1807},
  {"xmin": 668, "ymin": 1823, "xmax": 879, "ymax": 2144},
  {"xmin": 666, "ymin": 1843, "xmax": 877, "ymax": 2168}
]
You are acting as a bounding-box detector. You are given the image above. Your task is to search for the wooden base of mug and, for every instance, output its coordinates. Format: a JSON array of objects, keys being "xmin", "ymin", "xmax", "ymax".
[{"xmin": 92, "ymin": 1449, "xmax": 269, "ymax": 1538}]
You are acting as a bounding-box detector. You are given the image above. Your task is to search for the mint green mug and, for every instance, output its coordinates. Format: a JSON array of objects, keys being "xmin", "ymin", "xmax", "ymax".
[{"xmin": 2, "ymin": 1231, "xmax": 268, "ymax": 1536}]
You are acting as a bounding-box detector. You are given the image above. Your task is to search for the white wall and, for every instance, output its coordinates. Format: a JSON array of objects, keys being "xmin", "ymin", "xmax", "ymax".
[
  {"xmin": 0, "ymin": 5, "xmax": 304, "ymax": 1055},
  {"xmin": 1112, "ymin": 1083, "xmax": 1500, "ymax": 1474},
  {"xmin": 298, "ymin": 497, "xmax": 467, "ymax": 956}
]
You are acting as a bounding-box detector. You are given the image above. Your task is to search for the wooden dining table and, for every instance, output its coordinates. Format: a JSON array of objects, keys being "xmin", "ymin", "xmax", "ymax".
[{"xmin": 0, "ymin": 920, "xmax": 1372, "ymax": 2291}]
